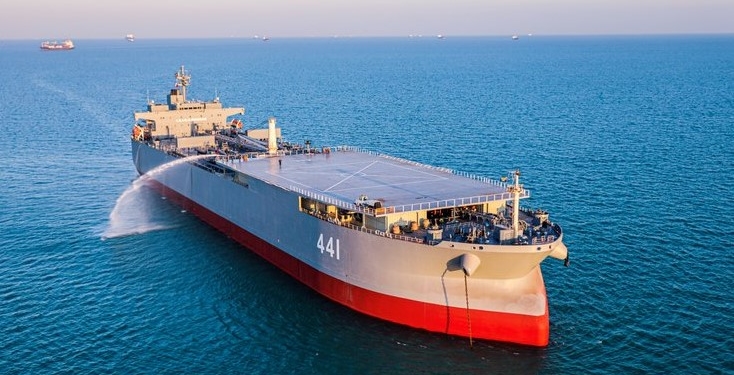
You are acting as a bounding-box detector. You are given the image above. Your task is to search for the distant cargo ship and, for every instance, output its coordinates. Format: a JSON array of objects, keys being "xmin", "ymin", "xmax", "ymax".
[
  {"xmin": 131, "ymin": 66, "xmax": 570, "ymax": 347},
  {"xmin": 40, "ymin": 39, "xmax": 74, "ymax": 50}
]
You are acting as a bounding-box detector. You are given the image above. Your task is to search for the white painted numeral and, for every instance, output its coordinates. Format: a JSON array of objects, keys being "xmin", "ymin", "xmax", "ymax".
[{"xmin": 317, "ymin": 233, "xmax": 340, "ymax": 260}]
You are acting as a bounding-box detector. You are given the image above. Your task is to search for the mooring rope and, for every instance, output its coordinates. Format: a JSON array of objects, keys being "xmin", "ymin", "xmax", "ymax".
[{"xmin": 464, "ymin": 273, "xmax": 473, "ymax": 348}]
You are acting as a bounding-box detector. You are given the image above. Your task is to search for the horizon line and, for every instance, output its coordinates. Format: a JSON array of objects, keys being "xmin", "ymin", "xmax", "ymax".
[{"xmin": 5, "ymin": 31, "xmax": 734, "ymax": 42}]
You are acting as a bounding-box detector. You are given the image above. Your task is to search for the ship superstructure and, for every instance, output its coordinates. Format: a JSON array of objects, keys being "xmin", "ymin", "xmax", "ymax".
[{"xmin": 131, "ymin": 66, "xmax": 569, "ymax": 346}]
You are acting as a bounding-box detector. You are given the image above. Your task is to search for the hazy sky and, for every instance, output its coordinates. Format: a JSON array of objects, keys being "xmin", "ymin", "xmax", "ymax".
[{"xmin": 3, "ymin": 0, "xmax": 733, "ymax": 40}]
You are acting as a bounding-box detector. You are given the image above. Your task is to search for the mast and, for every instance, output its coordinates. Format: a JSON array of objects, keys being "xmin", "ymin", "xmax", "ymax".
[
  {"xmin": 174, "ymin": 65, "xmax": 190, "ymax": 101},
  {"xmin": 507, "ymin": 170, "xmax": 522, "ymax": 242}
]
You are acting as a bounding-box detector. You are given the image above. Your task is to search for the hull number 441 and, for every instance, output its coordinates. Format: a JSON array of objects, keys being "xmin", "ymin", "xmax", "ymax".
[{"xmin": 317, "ymin": 233, "xmax": 340, "ymax": 260}]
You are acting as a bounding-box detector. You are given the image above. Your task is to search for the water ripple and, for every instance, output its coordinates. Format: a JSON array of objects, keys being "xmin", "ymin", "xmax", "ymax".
[{"xmin": 0, "ymin": 36, "xmax": 732, "ymax": 374}]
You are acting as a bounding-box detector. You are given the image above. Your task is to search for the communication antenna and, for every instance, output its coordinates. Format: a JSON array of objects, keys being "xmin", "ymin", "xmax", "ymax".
[{"xmin": 174, "ymin": 65, "xmax": 191, "ymax": 100}]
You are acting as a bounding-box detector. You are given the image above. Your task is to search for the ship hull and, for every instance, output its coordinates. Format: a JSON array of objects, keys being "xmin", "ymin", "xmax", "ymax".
[{"xmin": 132, "ymin": 141, "xmax": 554, "ymax": 346}]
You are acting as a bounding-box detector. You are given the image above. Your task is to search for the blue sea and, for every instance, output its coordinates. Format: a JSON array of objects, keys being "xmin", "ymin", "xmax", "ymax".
[{"xmin": 1, "ymin": 35, "xmax": 732, "ymax": 374}]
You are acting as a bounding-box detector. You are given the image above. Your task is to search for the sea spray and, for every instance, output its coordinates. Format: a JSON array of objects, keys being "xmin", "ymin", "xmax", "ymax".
[{"xmin": 102, "ymin": 153, "xmax": 215, "ymax": 239}]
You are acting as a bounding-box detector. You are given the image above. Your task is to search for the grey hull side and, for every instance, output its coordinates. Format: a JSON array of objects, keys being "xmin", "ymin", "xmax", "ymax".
[{"xmin": 132, "ymin": 141, "xmax": 551, "ymax": 316}]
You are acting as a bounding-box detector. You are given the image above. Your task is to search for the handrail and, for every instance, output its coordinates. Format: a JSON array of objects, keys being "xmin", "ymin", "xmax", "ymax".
[
  {"xmin": 329, "ymin": 145, "xmax": 512, "ymax": 188},
  {"xmin": 152, "ymin": 140, "xmax": 530, "ymax": 216},
  {"xmin": 285, "ymin": 146, "xmax": 530, "ymax": 216},
  {"xmin": 290, "ymin": 184, "xmax": 527, "ymax": 217},
  {"xmin": 305, "ymin": 210, "xmax": 426, "ymax": 244}
]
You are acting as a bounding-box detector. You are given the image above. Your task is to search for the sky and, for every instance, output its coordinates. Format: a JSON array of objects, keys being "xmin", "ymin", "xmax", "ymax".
[{"xmin": 2, "ymin": 0, "xmax": 733, "ymax": 40}]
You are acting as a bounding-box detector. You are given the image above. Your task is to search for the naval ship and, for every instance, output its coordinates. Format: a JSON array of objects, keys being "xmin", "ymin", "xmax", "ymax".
[{"xmin": 131, "ymin": 66, "xmax": 569, "ymax": 346}]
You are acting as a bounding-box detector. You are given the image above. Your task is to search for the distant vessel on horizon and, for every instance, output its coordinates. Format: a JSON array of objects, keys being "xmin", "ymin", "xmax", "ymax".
[
  {"xmin": 126, "ymin": 34, "xmax": 135, "ymax": 42},
  {"xmin": 512, "ymin": 35, "xmax": 519, "ymax": 40},
  {"xmin": 40, "ymin": 39, "xmax": 74, "ymax": 50}
]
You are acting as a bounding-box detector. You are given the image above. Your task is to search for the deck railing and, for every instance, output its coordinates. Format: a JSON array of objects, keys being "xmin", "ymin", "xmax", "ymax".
[
  {"xmin": 305, "ymin": 210, "xmax": 426, "ymax": 244},
  {"xmin": 154, "ymin": 140, "xmax": 529, "ymax": 216},
  {"xmin": 330, "ymin": 145, "xmax": 512, "ymax": 188},
  {"xmin": 287, "ymin": 146, "xmax": 529, "ymax": 216}
]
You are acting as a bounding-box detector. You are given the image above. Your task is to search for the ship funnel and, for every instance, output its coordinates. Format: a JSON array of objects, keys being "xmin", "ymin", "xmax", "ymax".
[{"xmin": 268, "ymin": 117, "xmax": 277, "ymax": 155}]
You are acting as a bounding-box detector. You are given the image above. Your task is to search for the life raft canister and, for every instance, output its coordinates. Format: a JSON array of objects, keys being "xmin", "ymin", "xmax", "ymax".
[{"xmin": 132, "ymin": 125, "xmax": 144, "ymax": 141}]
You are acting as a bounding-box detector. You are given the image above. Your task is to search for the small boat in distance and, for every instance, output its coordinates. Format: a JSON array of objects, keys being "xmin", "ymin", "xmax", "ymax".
[
  {"xmin": 512, "ymin": 35, "xmax": 519, "ymax": 40},
  {"xmin": 40, "ymin": 39, "xmax": 74, "ymax": 50},
  {"xmin": 126, "ymin": 34, "xmax": 135, "ymax": 42}
]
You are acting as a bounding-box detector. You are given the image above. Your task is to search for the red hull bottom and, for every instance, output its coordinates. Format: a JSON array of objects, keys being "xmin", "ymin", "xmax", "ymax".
[{"xmin": 151, "ymin": 181, "xmax": 549, "ymax": 347}]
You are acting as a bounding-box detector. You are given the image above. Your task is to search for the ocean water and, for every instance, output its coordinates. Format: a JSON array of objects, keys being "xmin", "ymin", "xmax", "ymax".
[{"xmin": 1, "ymin": 35, "xmax": 733, "ymax": 374}]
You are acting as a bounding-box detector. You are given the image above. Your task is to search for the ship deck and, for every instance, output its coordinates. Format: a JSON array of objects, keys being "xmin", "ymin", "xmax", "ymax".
[{"xmin": 217, "ymin": 147, "xmax": 527, "ymax": 215}]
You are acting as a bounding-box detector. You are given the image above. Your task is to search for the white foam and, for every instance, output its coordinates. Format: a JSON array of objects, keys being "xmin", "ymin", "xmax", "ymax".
[{"xmin": 102, "ymin": 154, "xmax": 214, "ymax": 239}]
